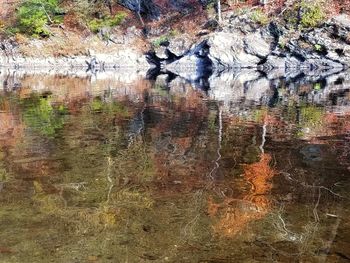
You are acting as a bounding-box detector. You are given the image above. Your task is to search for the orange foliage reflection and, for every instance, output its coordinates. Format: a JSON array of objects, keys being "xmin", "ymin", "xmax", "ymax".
[{"xmin": 209, "ymin": 153, "xmax": 276, "ymax": 238}]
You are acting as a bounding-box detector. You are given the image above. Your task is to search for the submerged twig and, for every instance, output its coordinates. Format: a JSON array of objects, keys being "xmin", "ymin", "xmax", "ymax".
[
  {"xmin": 280, "ymin": 171, "xmax": 344, "ymax": 198},
  {"xmin": 259, "ymin": 122, "xmax": 267, "ymax": 154},
  {"xmin": 209, "ymin": 107, "xmax": 223, "ymax": 179},
  {"xmin": 312, "ymin": 187, "xmax": 321, "ymax": 222},
  {"xmin": 106, "ymin": 156, "xmax": 114, "ymax": 204}
]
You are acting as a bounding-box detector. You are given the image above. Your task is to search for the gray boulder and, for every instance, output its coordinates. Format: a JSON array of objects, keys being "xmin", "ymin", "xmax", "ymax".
[
  {"xmin": 167, "ymin": 34, "xmax": 194, "ymax": 57},
  {"xmin": 207, "ymin": 32, "xmax": 262, "ymax": 68},
  {"xmin": 244, "ymin": 32, "xmax": 271, "ymax": 58}
]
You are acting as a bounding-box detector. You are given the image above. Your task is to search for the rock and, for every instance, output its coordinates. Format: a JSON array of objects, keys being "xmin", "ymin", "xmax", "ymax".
[
  {"xmin": 0, "ymin": 37, "xmax": 149, "ymax": 71},
  {"xmin": 2, "ymin": 12, "xmax": 350, "ymax": 77},
  {"xmin": 300, "ymin": 145, "xmax": 323, "ymax": 162},
  {"xmin": 126, "ymin": 26, "xmax": 144, "ymax": 38},
  {"xmin": 245, "ymin": 78, "xmax": 272, "ymax": 103},
  {"xmin": 331, "ymin": 14, "xmax": 350, "ymax": 27},
  {"xmin": 154, "ymin": 45, "xmax": 168, "ymax": 60},
  {"xmin": 202, "ymin": 19, "xmax": 220, "ymax": 31},
  {"xmin": 244, "ymin": 32, "xmax": 271, "ymax": 58},
  {"xmin": 151, "ymin": 14, "xmax": 350, "ymax": 74},
  {"xmin": 264, "ymin": 55, "xmax": 288, "ymax": 69},
  {"xmin": 164, "ymin": 41, "xmax": 212, "ymax": 78},
  {"xmin": 225, "ymin": 14, "xmax": 258, "ymax": 34},
  {"xmin": 154, "ymin": 74, "xmax": 168, "ymax": 88},
  {"xmin": 118, "ymin": 0, "xmax": 160, "ymax": 20},
  {"xmin": 167, "ymin": 34, "xmax": 194, "ymax": 57},
  {"xmin": 207, "ymin": 32, "xmax": 262, "ymax": 68},
  {"xmin": 328, "ymin": 14, "xmax": 350, "ymax": 41},
  {"xmin": 301, "ymin": 15, "xmax": 350, "ymax": 65}
]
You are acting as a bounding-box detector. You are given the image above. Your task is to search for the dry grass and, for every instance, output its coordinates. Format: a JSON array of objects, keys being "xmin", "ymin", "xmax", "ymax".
[{"xmin": 17, "ymin": 27, "xmax": 134, "ymax": 57}]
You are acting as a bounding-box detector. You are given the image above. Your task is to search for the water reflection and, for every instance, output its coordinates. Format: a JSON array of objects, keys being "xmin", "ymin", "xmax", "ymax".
[{"xmin": 0, "ymin": 69, "xmax": 349, "ymax": 262}]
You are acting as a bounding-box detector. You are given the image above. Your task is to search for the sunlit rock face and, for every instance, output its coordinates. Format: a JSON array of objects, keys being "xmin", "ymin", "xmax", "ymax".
[
  {"xmin": 207, "ymin": 32, "xmax": 268, "ymax": 68},
  {"xmin": 152, "ymin": 14, "xmax": 350, "ymax": 77}
]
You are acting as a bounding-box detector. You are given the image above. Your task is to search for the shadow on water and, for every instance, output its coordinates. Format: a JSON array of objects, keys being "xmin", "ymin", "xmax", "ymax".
[{"xmin": 0, "ymin": 68, "xmax": 349, "ymax": 262}]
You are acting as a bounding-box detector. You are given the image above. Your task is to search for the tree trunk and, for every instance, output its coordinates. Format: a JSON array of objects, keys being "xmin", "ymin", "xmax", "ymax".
[{"xmin": 217, "ymin": 0, "xmax": 222, "ymax": 23}]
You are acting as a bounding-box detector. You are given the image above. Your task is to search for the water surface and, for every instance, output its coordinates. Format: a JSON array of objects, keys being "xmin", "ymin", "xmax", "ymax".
[{"xmin": 0, "ymin": 70, "xmax": 349, "ymax": 262}]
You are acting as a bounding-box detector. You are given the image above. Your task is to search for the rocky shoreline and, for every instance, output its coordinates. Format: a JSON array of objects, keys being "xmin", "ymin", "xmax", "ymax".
[
  {"xmin": 0, "ymin": 45, "xmax": 149, "ymax": 72},
  {"xmin": 149, "ymin": 14, "xmax": 350, "ymax": 79},
  {"xmin": 1, "ymin": 14, "xmax": 350, "ymax": 78}
]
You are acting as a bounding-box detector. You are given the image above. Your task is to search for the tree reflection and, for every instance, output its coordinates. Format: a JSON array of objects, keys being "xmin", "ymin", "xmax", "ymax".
[
  {"xmin": 0, "ymin": 74, "xmax": 349, "ymax": 262},
  {"xmin": 209, "ymin": 152, "xmax": 276, "ymax": 238}
]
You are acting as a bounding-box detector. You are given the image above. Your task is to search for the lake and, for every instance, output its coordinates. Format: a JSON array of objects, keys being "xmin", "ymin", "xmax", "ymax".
[{"xmin": 0, "ymin": 69, "xmax": 349, "ymax": 262}]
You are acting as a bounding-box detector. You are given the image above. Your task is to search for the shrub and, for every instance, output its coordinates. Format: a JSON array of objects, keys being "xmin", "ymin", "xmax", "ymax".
[
  {"xmin": 284, "ymin": 0, "xmax": 326, "ymax": 29},
  {"xmin": 250, "ymin": 9, "xmax": 269, "ymax": 25},
  {"xmin": 16, "ymin": 0, "xmax": 63, "ymax": 37},
  {"xmin": 205, "ymin": 0, "xmax": 216, "ymax": 10},
  {"xmin": 87, "ymin": 12, "xmax": 127, "ymax": 33},
  {"xmin": 299, "ymin": 0, "xmax": 325, "ymax": 28},
  {"xmin": 152, "ymin": 35, "xmax": 169, "ymax": 48}
]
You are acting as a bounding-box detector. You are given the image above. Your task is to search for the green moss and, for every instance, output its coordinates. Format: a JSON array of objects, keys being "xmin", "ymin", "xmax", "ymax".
[
  {"xmin": 278, "ymin": 41, "xmax": 286, "ymax": 50},
  {"xmin": 313, "ymin": 83, "xmax": 322, "ymax": 90},
  {"xmin": 115, "ymin": 141, "xmax": 156, "ymax": 183},
  {"xmin": 208, "ymin": 111, "xmax": 217, "ymax": 133},
  {"xmin": 0, "ymin": 151, "xmax": 10, "ymax": 182},
  {"xmin": 252, "ymin": 108, "xmax": 268, "ymax": 122},
  {"xmin": 314, "ymin": 44, "xmax": 322, "ymax": 51},
  {"xmin": 235, "ymin": 7, "xmax": 251, "ymax": 16},
  {"xmin": 91, "ymin": 97, "xmax": 103, "ymax": 111},
  {"xmin": 169, "ymin": 29, "xmax": 180, "ymax": 37},
  {"xmin": 151, "ymin": 29, "xmax": 182, "ymax": 48}
]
